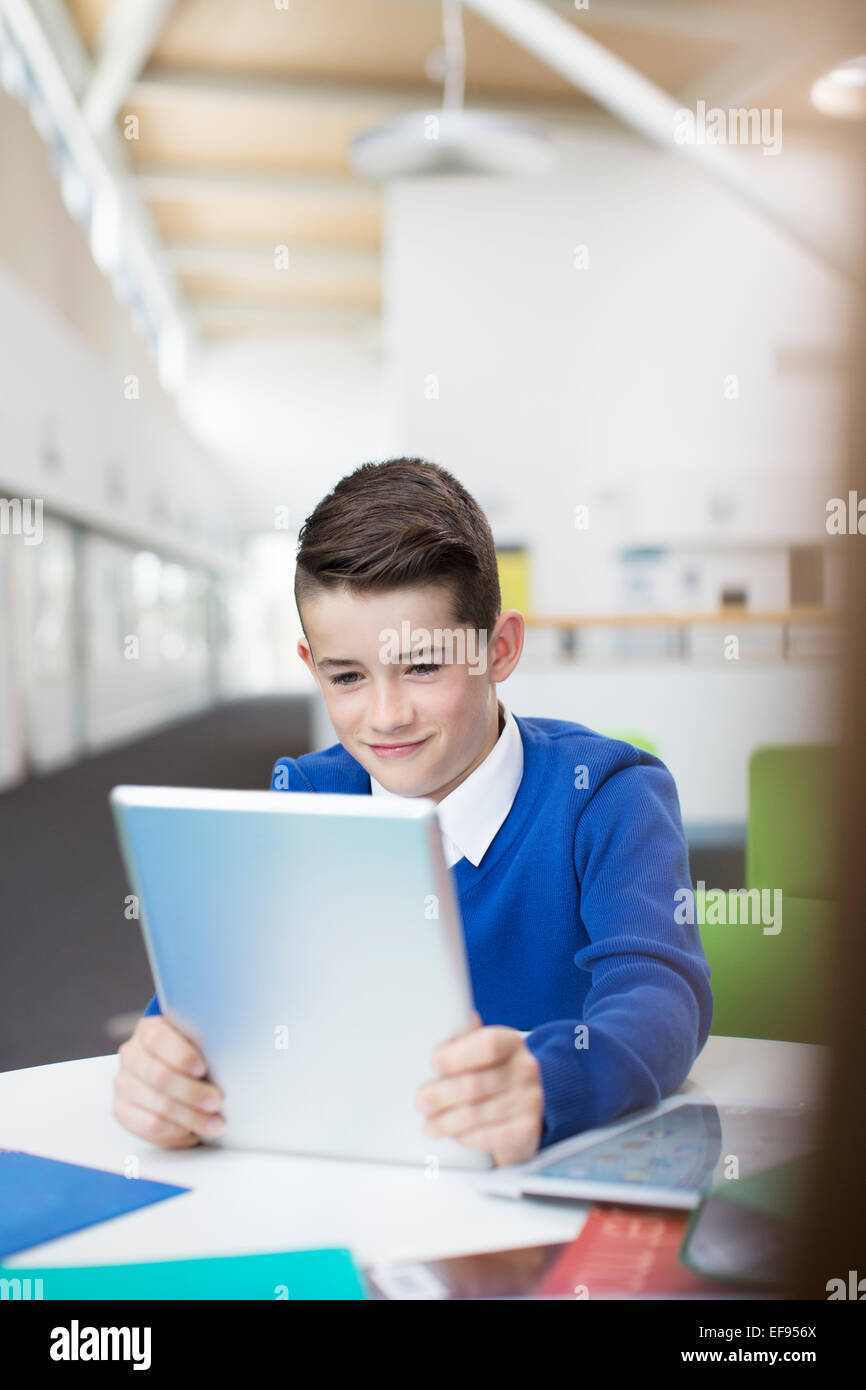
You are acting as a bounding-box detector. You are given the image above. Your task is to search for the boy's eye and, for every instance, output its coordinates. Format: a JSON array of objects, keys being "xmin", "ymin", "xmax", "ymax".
[{"xmin": 329, "ymin": 663, "xmax": 440, "ymax": 686}]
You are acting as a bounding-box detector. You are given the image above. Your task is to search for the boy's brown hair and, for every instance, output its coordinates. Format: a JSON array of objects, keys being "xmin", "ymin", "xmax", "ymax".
[{"xmin": 294, "ymin": 458, "xmax": 501, "ymax": 632}]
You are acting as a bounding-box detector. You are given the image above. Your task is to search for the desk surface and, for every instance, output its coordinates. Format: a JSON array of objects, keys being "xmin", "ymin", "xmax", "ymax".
[{"xmin": 1, "ymin": 1036, "xmax": 827, "ymax": 1271}]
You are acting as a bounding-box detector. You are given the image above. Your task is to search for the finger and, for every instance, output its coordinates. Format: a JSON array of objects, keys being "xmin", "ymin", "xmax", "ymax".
[
  {"xmin": 437, "ymin": 1009, "xmax": 483, "ymax": 1049},
  {"xmin": 423, "ymin": 1086, "xmax": 537, "ymax": 1139},
  {"xmin": 416, "ymin": 1059, "xmax": 512, "ymax": 1117},
  {"xmin": 122, "ymin": 1042, "xmax": 223, "ymax": 1113},
  {"xmin": 138, "ymin": 1017, "xmax": 208, "ymax": 1079},
  {"xmin": 449, "ymin": 1114, "xmax": 543, "ymax": 1167},
  {"xmin": 115, "ymin": 1068, "xmax": 225, "ymax": 1140},
  {"xmin": 422, "ymin": 1067, "xmax": 542, "ymax": 1145},
  {"xmin": 431, "ymin": 1025, "xmax": 519, "ymax": 1078},
  {"xmin": 113, "ymin": 1097, "xmax": 202, "ymax": 1149}
]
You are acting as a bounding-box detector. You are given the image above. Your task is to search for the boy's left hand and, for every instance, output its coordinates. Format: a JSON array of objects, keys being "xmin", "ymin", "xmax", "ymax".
[{"xmin": 415, "ymin": 1011, "xmax": 544, "ymax": 1166}]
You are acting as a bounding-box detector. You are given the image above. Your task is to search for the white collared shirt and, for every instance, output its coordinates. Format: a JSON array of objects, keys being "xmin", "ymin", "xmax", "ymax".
[{"xmin": 369, "ymin": 701, "xmax": 524, "ymax": 869}]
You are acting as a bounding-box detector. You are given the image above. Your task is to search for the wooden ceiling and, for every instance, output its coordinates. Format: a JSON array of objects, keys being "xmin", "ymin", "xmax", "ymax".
[
  {"xmin": 66, "ymin": 0, "xmax": 730, "ymax": 95},
  {"xmin": 62, "ymin": 0, "xmax": 865, "ymax": 341}
]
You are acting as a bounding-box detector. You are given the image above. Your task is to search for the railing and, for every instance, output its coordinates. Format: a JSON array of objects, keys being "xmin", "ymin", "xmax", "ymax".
[{"xmin": 523, "ymin": 607, "xmax": 840, "ymax": 661}]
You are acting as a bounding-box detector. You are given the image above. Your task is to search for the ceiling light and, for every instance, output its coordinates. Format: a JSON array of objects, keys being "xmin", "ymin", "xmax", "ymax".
[
  {"xmin": 351, "ymin": 107, "xmax": 555, "ymax": 178},
  {"xmin": 349, "ymin": 0, "xmax": 555, "ymax": 180},
  {"xmin": 810, "ymin": 55, "xmax": 866, "ymax": 119}
]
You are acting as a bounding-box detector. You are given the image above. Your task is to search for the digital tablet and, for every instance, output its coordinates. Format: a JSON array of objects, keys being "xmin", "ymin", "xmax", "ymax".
[
  {"xmin": 480, "ymin": 1096, "xmax": 818, "ymax": 1209},
  {"xmin": 109, "ymin": 785, "xmax": 491, "ymax": 1170}
]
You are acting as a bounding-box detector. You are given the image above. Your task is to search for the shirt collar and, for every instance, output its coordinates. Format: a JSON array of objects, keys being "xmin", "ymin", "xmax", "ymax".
[{"xmin": 369, "ymin": 701, "xmax": 524, "ymax": 868}]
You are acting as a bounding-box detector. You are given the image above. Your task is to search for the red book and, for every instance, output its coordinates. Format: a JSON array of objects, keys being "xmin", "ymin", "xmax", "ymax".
[{"xmin": 539, "ymin": 1203, "xmax": 737, "ymax": 1297}]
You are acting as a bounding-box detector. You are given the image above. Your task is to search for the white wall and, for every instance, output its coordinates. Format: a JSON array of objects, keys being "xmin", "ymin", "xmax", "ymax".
[
  {"xmin": 504, "ymin": 662, "xmax": 841, "ymax": 825},
  {"xmin": 0, "ymin": 269, "xmax": 241, "ymax": 566},
  {"xmin": 0, "ymin": 267, "xmax": 242, "ymax": 782},
  {"xmin": 384, "ymin": 123, "xmax": 860, "ymax": 616},
  {"xmin": 0, "ymin": 85, "xmax": 243, "ymax": 785},
  {"xmin": 374, "ymin": 120, "xmax": 856, "ymax": 821},
  {"xmin": 0, "ymin": 84, "xmax": 240, "ymax": 566},
  {"xmin": 178, "ymin": 334, "xmax": 398, "ymax": 534},
  {"xmin": 175, "ymin": 334, "xmax": 401, "ymax": 698}
]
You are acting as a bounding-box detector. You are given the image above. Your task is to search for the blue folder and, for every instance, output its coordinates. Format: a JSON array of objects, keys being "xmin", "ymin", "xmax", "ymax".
[
  {"xmin": 0, "ymin": 1148, "xmax": 189, "ymax": 1258},
  {"xmin": 0, "ymin": 1148, "xmax": 367, "ymax": 1298}
]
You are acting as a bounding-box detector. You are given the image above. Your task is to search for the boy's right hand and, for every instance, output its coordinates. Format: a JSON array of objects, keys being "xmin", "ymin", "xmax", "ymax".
[{"xmin": 113, "ymin": 1016, "xmax": 225, "ymax": 1149}]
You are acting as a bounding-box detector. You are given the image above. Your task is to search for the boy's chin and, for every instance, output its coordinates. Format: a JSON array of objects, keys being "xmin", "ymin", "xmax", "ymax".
[
  {"xmin": 370, "ymin": 767, "xmax": 437, "ymax": 798},
  {"xmin": 358, "ymin": 752, "xmax": 442, "ymax": 799}
]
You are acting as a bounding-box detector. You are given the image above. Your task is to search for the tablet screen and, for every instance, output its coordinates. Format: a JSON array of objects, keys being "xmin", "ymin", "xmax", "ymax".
[{"xmin": 534, "ymin": 1103, "xmax": 816, "ymax": 1194}]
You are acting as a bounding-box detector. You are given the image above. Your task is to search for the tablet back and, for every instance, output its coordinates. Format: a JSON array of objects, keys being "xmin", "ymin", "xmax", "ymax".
[{"xmin": 110, "ymin": 785, "xmax": 491, "ymax": 1170}]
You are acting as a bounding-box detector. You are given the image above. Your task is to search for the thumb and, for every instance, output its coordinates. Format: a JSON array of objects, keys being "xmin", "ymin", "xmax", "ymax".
[{"xmin": 448, "ymin": 1010, "xmax": 482, "ymax": 1044}]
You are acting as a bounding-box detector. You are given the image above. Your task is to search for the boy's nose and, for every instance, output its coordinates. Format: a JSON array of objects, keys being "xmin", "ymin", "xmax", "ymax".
[{"xmin": 368, "ymin": 686, "xmax": 414, "ymax": 733}]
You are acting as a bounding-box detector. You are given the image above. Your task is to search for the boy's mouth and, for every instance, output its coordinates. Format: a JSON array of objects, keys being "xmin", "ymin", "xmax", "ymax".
[{"xmin": 365, "ymin": 735, "xmax": 432, "ymax": 760}]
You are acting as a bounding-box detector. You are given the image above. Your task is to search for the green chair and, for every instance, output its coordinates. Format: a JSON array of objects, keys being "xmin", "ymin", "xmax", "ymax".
[
  {"xmin": 698, "ymin": 744, "xmax": 838, "ymax": 1045},
  {"xmin": 746, "ymin": 745, "xmax": 839, "ymax": 901}
]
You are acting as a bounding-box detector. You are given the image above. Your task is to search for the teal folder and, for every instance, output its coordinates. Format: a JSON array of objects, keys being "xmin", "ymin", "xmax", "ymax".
[{"xmin": 0, "ymin": 1248, "xmax": 367, "ymax": 1300}]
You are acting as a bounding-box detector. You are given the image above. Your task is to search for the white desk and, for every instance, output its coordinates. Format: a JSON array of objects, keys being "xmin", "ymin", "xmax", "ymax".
[{"xmin": 1, "ymin": 1037, "xmax": 827, "ymax": 1271}]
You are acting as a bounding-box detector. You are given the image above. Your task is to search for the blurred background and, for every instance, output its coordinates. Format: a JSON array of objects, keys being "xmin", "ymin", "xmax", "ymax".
[{"xmin": 0, "ymin": 0, "xmax": 864, "ymax": 1071}]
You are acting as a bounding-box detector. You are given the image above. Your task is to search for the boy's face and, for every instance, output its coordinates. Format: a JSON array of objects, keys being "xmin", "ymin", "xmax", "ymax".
[{"xmin": 297, "ymin": 583, "xmax": 521, "ymax": 802}]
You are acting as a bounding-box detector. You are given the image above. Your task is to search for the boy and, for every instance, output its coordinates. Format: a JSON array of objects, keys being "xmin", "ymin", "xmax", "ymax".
[{"xmin": 114, "ymin": 458, "xmax": 712, "ymax": 1166}]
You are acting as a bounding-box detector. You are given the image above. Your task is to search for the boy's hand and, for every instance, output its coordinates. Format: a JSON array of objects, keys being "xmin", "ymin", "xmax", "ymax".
[
  {"xmin": 113, "ymin": 1016, "xmax": 225, "ymax": 1148},
  {"xmin": 415, "ymin": 1012, "xmax": 544, "ymax": 1166}
]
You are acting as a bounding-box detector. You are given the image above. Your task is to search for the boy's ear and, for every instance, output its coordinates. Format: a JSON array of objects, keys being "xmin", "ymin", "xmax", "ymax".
[
  {"xmin": 297, "ymin": 636, "xmax": 320, "ymax": 687},
  {"xmin": 488, "ymin": 609, "xmax": 524, "ymax": 682}
]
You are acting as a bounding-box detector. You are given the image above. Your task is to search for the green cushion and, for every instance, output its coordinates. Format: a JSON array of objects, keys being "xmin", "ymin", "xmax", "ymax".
[
  {"xmin": 696, "ymin": 891, "xmax": 832, "ymax": 1045},
  {"xmin": 746, "ymin": 745, "xmax": 839, "ymax": 899}
]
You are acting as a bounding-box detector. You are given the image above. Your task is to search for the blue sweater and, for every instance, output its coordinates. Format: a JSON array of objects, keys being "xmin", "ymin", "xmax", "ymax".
[{"xmin": 144, "ymin": 715, "xmax": 713, "ymax": 1150}]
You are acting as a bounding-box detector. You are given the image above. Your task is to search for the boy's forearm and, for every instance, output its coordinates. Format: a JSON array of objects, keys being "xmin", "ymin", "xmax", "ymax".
[{"xmin": 525, "ymin": 973, "xmax": 708, "ymax": 1149}]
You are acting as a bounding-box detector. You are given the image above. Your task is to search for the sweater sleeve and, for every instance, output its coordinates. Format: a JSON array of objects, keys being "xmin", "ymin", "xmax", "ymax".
[{"xmin": 524, "ymin": 758, "xmax": 713, "ymax": 1150}]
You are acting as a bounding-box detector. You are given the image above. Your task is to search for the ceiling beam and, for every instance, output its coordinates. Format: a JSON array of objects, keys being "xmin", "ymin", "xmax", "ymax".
[
  {"xmin": 194, "ymin": 301, "xmax": 380, "ymax": 330},
  {"xmin": 83, "ymin": 0, "xmax": 178, "ymax": 134},
  {"xmin": 388, "ymin": 0, "xmax": 774, "ymax": 42},
  {"xmin": 137, "ymin": 166, "xmax": 380, "ymax": 205},
  {"xmin": 24, "ymin": 0, "xmax": 91, "ymax": 96},
  {"xmin": 130, "ymin": 65, "xmax": 434, "ymax": 115},
  {"xmin": 165, "ymin": 242, "xmax": 380, "ymax": 277},
  {"xmin": 463, "ymin": 0, "xmax": 858, "ymax": 281},
  {"xmin": 128, "ymin": 63, "xmax": 599, "ymax": 125}
]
